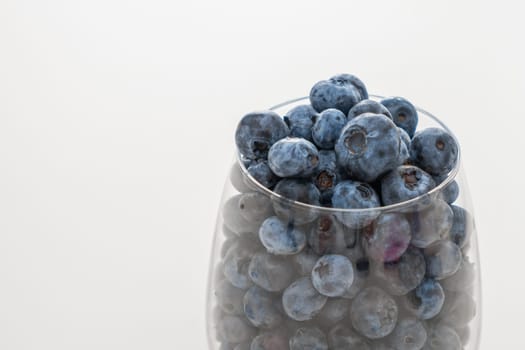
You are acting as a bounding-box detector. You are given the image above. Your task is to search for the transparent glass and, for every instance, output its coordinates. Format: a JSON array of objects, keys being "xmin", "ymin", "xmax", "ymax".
[{"xmin": 206, "ymin": 96, "xmax": 481, "ymax": 350}]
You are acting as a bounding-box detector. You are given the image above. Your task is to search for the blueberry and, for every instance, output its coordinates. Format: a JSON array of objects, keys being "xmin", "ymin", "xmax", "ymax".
[
  {"xmin": 410, "ymin": 127, "xmax": 458, "ymax": 176},
  {"xmin": 215, "ymin": 279, "xmax": 245, "ymax": 315},
  {"xmin": 433, "ymin": 174, "xmax": 460, "ymax": 204},
  {"xmin": 388, "ymin": 318, "xmax": 427, "ymax": 350},
  {"xmin": 381, "ymin": 165, "xmax": 436, "ymax": 206},
  {"xmin": 223, "ymin": 238, "xmax": 261, "ymax": 289},
  {"xmin": 436, "ymin": 291, "xmax": 477, "ymax": 328},
  {"xmin": 405, "ymin": 278, "xmax": 445, "ymax": 320},
  {"xmin": 312, "ymin": 150, "xmax": 338, "ymax": 193},
  {"xmin": 408, "ymin": 199, "xmax": 453, "ymax": 248},
  {"xmin": 350, "ymin": 287, "xmax": 398, "ymax": 339},
  {"xmin": 380, "ymin": 97, "xmax": 418, "ymax": 137},
  {"xmin": 327, "ymin": 324, "xmax": 372, "ymax": 350},
  {"xmin": 311, "ymin": 108, "xmax": 347, "ymax": 149},
  {"xmin": 223, "ymin": 194, "xmax": 261, "ymax": 235},
  {"xmin": 309, "ymin": 74, "xmax": 366, "ymax": 114},
  {"xmin": 398, "ymin": 127, "xmax": 411, "ymax": 148},
  {"xmin": 273, "ymin": 178, "xmax": 321, "ymax": 225},
  {"xmin": 311, "ymin": 254, "xmax": 354, "ymax": 297},
  {"xmin": 248, "ymin": 252, "xmax": 295, "ymax": 292},
  {"xmin": 449, "ymin": 205, "xmax": 474, "ymax": 248},
  {"xmin": 238, "ymin": 192, "xmax": 274, "ymax": 223},
  {"xmin": 289, "ymin": 327, "xmax": 328, "ymax": 350},
  {"xmin": 348, "ymin": 99, "xmax": 393, "ymax": 120},
  {"xmin": 258, "ymin": 216, "xmax": 307, "ymax": 255},
  {"xmin": 316, "ymin": 298, "xmax": 350, "ymax": 326},
  {"xmin": 247, "ymin": 161, "xmax": 279, "ymax": 189},
  {"xmin": 308, "ymin": 215, "xmax": 347, "ymax": 255},
  {"xmin": 235, "ymin": 111, "xmax": 289, "ymax": 160},
  {"xmin": 243, "ymin": 285, "xmax": 283, "ymax": 329},
  {"xmin": 332, "ymin": 180, "xmax": 381, "ymax": 229},
  {"xmin": 424, "ymin": 240, "xmax": 463, "ymax": 280},
  {"xmin": 335, "ymin": 113, "xmax": 401, "ymax": 183},
  {"xmin": 282, "ymin": 277, "xmax": 328, "ymax": 321},
  {"xmin": 230, "ymin": 162, "xmax": 254, "ymax": 193},
  {"xmin": 250, "ymin": 331, "xmax": 289, "ymax": 350},
  {"xmin": 364, "ymin": 213, "xmax": 411, "ymax": 263},
  {"xmin": 283, "ymin": 104, "xmax": 318, "ymax": 141},
  {"xmin": 268, "ymin": 138, "xmax": 319, "ymax": 178},
  {"xmin": 423, "ymin": 324, "xmax": 462, "ymax": 350},
  {"xmin": 216, "ymin": 314, "xmax": 257, "ymax": 344}
]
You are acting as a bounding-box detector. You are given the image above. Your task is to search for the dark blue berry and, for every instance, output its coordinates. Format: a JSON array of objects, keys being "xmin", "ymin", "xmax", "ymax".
[
  {"xmin": 348, "ymin": 99, "xmax": 392, "ymax": 120},
  {"xmin": 235, "ymin": 111, "xmax": 289, "ymax": 160},
  {"xmin": 312, "ymin": 108, "xmax": 347, "ymax": 149},
  {"xmin": 406, "ymin": 278, "xmax": 445, "ymax": 320},
  {"xmin": 273, "ymin": 179, "xmax": 321, "ymax": 224},
  {"xmin": 380, "ymin": 97, "xmax": 418, "ymax": 137},
  {"xmin": 332, "ymin": 180, "xmax": 381, "ymax": 210},
  {"xmin": 312, "ymin": 150, "xmax": 338, "ymax": 193},
  {"xmin": 433, "ymin": 174, "xmax": 460, "ymax": 204},
  {"xmin": 449, "ymin": 205, "xmax": 473, "ymax": 248},
  {"xmin": 335, "ymin": 114, "xmax": 401, "ymax": 183},
  {"xmin": 381, "ymin": 165, "xmax": 436, "ymax": 205},
  {"xmin": 268, "ymin": 138, "xmax": 319, "ymax": 178},
  {"xmin": 309, "ymin": 74, "xmax": 366, "ymax": 114},
  {"xmin": 283, "ymin": 104, "xmax": 318, "ymax": 141},
  {"xmin": 410, "ymin": 128, "xmax": 458, "ymax": 176},
  {"xmin": 247, "ymin": 161, "xmax": 279, "ymax": 189}
]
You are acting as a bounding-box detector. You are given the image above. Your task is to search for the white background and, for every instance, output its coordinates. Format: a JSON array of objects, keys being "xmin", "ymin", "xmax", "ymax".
[{"xmin": 1, "ymin": 0, "xmax": 524, "ymax": 349}]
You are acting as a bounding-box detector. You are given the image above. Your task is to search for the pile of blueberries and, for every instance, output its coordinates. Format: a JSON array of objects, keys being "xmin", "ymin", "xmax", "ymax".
[{"xmin": 214, "ymin": 74, "xmax": 476, "ymax": 350}]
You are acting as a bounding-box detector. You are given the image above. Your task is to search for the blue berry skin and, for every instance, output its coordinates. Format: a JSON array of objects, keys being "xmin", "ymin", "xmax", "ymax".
[
  {"xmin": 388, "ymin": 318, "xmax": 427, "ymax": 350},
  {"xmin": 335, "ymin": 113, "xmax": 401, "ymax": 183},
  {"xmin": 406, "ymin": 278, "xmax": 445, "ymax": 320},
  {"xmin": 282, "ymin": 277, "xmax": 328, "ymax": 321},
  {"xmin": 364, "ymin": 213, "xmax": 411, "ymax": 263},
  {"xmin": 381, "ymin": 165, "xmax": 436, "ymax": 205},
  {"xmin": 408, "ymin": 199, "xmax": 454, "ymax": 248},
  {"xmin": 268, "ymin": 138, "xmax": 320, "ymax": 178},
  {"xmin": 312, "ymin": 150, "xmax": 338, "ymax": 193},
  {"xmin": 235, "ymin": 111, "xmax": 290, "ymax": 160},
  {"xmin": 433, "ymin": 174, "xmax": 460, "ymax": 204},
  {"xmin": 289, "ymin": 327, "xmax": 328, "ymax": 350},
  {"xmin": 309, "ymin": 74, "xmax": 366, "ymax": 114},
  {"xmin": 243, "ymin": 285, "xmax": 283, "ymax": 329},
  {"xmin": 449, "ymin": 205, "xmax": 473, "ymax": 248},
  {"xmin": 312, "ymin": 108, "xmax": 347, "ymax": 149},
  {"xmin": 311, "ymin": 254, "xmax": 354, "ymax": 297},
  {"xmin": 273, "ymin": 178, "xmax": 321, "ymax": 225},
  {"xmin": 348, "ymin": 99, "xmax": 392, "ymax": 120},
  {"xmin": 425, "ymin": 240, "xmax": 463, "ymax": 280},
  {"xmin": 247, "ymin": 161, "xmax": 279, "ymax": 189},
  {"xmin": 248, "ymin": 252, "xmax": 295, "ymax": 292},
  {"xmin": 350, "ymin": 287, "xmax": 398, "ymax": 339},
  {"xmin": 258, "ymin": 216, "xmax": 306, "ymax": 255},
  {"xmin": 410, "ymin": 128, "xmax": 458, "ymax": 176},
  {"xmin": 308, "ymin": 215, "xmax": 346, "ymax": 255},
  {"xmin": 332, "ymin": 180, "xmax": 381, "ymax": 210},
  {"xmin": 380, "ymin": 97, "xmax": 418, "ymax": 137},
  {"xmin": 283, "ymin": 104, "xmax": 318, "ymax": 142}
]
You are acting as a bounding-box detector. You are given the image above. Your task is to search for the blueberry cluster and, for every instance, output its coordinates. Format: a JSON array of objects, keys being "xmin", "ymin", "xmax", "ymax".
[{"xmin": 214, "ymin": 74, "xmax": 476, "ymax": 350}]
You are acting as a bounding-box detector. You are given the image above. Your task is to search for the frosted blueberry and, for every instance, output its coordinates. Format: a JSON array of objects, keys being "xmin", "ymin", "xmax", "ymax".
[
  {"xmin": 364, "ymin": 213, "xmax": 411, "ymax": 263},
  {"xmin": 268, "ymin": 138, "xmax": 320, "ymax": 178},
  {"xmin": 273, "ymin": 178, "xmax": 321, "ymax": 225},
  {"xmin": 283, "ymin": 104, "xmax": 318, "ymax": 141},
  {"xmin": 348, "ymin": 99, "xmax": 393, "ymax": 120},
  {"xmin": 388, "ymin": 318, "xmax": 427, "ymax": 350},
  {"xmin": 332, "ymin": 180, "xmax": 381, "ymax": 229},
  {"xmin": 247, "ymin": 161, "xmax": 279, "ymax": 189},
  {"xmin": 215, "ymin": 279, "xmax": 245, "ymax": 315},
  {"xmin": 243, "ymin": 285, "xmax": 283, "ymax": 329},
  {"xmin": 223, "ymin": 238, "xmax": 260, "ymax": 289},
  {"xmin": 248, "ymin": 252, "xmax": 295, "ymax": 292},
  {"xmin": 381, "ymin": 165, "xmax": 436, "ymax": 206},
  {"xmin": 449, "ymin": 205, "xmax": 474, "ymax": 248},
  {"xmin": 311, "ymin": 254, "xmax": 354, "ymax": 297},
  {"xmin": 235, "ymin": 111, "xmax": 289, "ymax": 160},
  {"xmin": 433, "ymin": 174, "xmax": 459, "ymax": 204},
  {"xmin": 289, "ymin": 327, "xmax": 328, "ymax": 350},
  {"xmin": 328, "ymin": 324, "xmax": 372, "ymax": 350},
  {"xmin": 282, "ymin": 277, "xmax": 328, "ymax": 321},
  {"xmin": 380, "ymin": 97, "xmax": 418, "ymax": 138},
  {"xmin": 336, "ymin": 113, "xmax": 401, "ymax": 183},
  {"xmin": 259, "ymin": 216, "xmax": 306, "ymax": 255},
  {"xmin": 410, "ymin": 127, "xmax": 458, "ymax": 176},
  {"xmin": 423, "ymin": 324, "xmax": 462, "ymax": 350},
  {"xmin": 441, "ymin": 257, "xmax": 475, "ymax": 292},
  {"xmin": 308, "ymin": 215, "xmax": 347, "ymax": 255},
  {"xmin": 408, "ymin": 199, "xmax": 453, "ymax": 248},
  {"xmin": 312, "ymin": 150, "xmax": 338, "ymax": 193},
  {"xmin": 424, "ymin": 240, "xmax": 462, "ymax": 280},
  {"xmin": 312, "ymin": 108, "xmax": 347, "ymax": 149},
  {"xmin": 405, "ymin": 278, "xmax": 445, "ymax": 320},
  {"xmin": 351, "ymin": 287, "xmax": 398, "ymax": 339},
  {"xmin": 238, "ymin": 192, "xmax": 274, "ymax": 223},
  {"xmin": 310, "ymin": 74, "xmax": 366, "ymax": 114}
]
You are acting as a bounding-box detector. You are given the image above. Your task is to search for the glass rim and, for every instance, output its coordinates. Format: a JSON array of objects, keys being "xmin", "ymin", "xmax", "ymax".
[{"xmin": 236, "ymin": 95, "xmax": 461, "ymax": 213}]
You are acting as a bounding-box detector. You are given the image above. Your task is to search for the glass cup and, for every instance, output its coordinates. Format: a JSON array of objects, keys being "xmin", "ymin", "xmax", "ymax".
[{"xmin": 206, "ymin": 96, "xmax": 481, "ymax": 350}]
